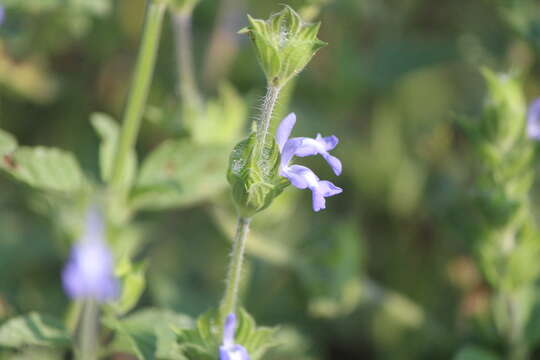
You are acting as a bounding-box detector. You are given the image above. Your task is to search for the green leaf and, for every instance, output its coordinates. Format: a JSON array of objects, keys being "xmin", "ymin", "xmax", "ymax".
[
  {"xmin": 177, "ymin": 308, "xmax": 277, "ymax": 360},
  {"xmin": 227, "ymin": 133, "xmax": 289, "ymax": 217},
  {"xmin": 240, "ymin": 6, "xmax": 327, "ymax": 88},
  {"xmin": 106, "ymin": 308, "xmax": 192, "ymax": 360},
  {"xmin": 0, "ymin": 313, "xmax": 71, "ymax": 348},
  {"xmin": 454, "ymin": 346, "xmax": 500, "ymax": 360},
  {"xmin": 0, "ymin": 146, "xmax": 84, "ymax": 193},
  {"xmin": 0, "ymin": 129, "xmax": 17, "ymax": 157},
  {"xmin": 109, "ymin": 259, "xmax": 147, "ymax": 316},
  {"xmin": 265, "ymin": 326, "xmax": 315, "ymax": 360},
  {"xmin": 91, "ymin": 112, "xmax": 136, "ymax": 187},
  {"xmin": 192, "ymin": 83, "xmax": 247, "ymax": 145},
  {"xmin": 8, "ymin": 348, "xmax": 65, "ymax": 360},
  {"xmin": 131, "ymin": 140, "xmax": 229, "ymax": 210}
]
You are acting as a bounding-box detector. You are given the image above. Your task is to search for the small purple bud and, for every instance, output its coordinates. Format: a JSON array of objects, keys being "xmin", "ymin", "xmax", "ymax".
[
  {"xmin": 62, "ymin": 207, "xmax": 119, "ymax": 303},
  {"xmin": 276, "ymin": 113, "xmax": 343, "ymax": 211},
  {"xmin": 0, "ymin": 7, "xmax": 5, "ymax": 26},
  {"xmin": 527, "ymin": 98, "xmax": 540, "ymax": 140},
  {"xmin": 219, "ymin": 313, "xmax": 250, "ymax": 360}
]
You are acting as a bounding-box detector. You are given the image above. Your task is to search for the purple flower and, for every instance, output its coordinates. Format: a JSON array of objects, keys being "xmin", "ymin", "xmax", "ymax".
[
  {"xmin": 276, "ymin": 113, "xmax": 342, "ymax": 211},
  {"xmin": 62, "ymin": 207, "xmax": 119, "ymax": 303},
  {"xmin": 527, "ymin": 98, "xmax": 540, "ymax": 140},
  {"xmin": 219, "ymin": 313, "xmax": 250, "ymax": 360},
  {"xmin": 0, "ymin": 7, "xmax": 4, "ymax": 26}
]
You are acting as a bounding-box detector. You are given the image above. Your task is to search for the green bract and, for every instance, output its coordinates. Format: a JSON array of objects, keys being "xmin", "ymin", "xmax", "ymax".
[
  {"xmin": 227, "ymin": 133, "xmax": 289, "ymax": 218},
  {"xmin": 176, "ymin": 308, "xmax": 277, "ymax": 360},
  {"xmin": 240, "ymin": 6, "xmax": 327, "ymax": 88},
  {"xmin": 479, "ymin": 68, "xmax": 526, "ymax": 152}
]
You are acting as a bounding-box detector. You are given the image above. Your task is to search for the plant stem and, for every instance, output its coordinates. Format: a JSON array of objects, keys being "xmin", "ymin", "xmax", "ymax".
[
  {"xmin": 109, "ymin": 1, "xmax": 166, "ymax": 191},
  {"xmin": 257, "ymin": 85, "xmax": 281, "ymax": 154},
  {"xmin": 220, "ymin": 217, "xmax": 251, "ymax": 316},
  {"xmin": 78, "ymin": 299, "xmax": 98, "ymax": 360},
  {"xmin": 172, "ymin": 8, "xmax": 203, "ymax": 113},
  {"xmin": 505, "ymin": 293, "xmax": 528, "ymax": 360}
]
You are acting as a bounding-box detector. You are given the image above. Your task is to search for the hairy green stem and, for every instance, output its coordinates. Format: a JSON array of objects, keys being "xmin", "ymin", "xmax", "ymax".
[
  {"xmin": 257, "ymin": 85, "xmax": 281, "ymax": 154},
  {"xmin": 172, "ymin": 9, "xmax": 203, "ymax": 113},
  {"xmin": 77, "ymin": 299, "xmax": 98, "ymax": 360},
  {"xmin": 109, "ymin": 1, "xmax": 165, "ymax": 191},
  {"xmin": 221, "ymin": 217, "xmax": 251, "ymax": 316}
]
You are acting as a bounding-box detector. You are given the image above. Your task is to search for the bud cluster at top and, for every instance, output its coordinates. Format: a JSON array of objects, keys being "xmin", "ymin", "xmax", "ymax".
[{"xmin": 239, "ymin": 6, "xmax": 327, "ymax": 88}]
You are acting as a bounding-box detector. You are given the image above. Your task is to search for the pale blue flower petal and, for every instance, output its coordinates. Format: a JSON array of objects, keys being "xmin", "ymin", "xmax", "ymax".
[
  {"xmin": 527, "ymin": 98, "xmax": 540, "ymax": 140},
  {"xmin": 280, "ymin": 137, "xmax": 304, "ymax": 167},
  {"xmin": 322, "ymin": 153, "xmax": 342, "ymax": 175},
  {"xmin": 312, "ymin": 180, "xmax": 342, "ymax": 212},
  {"xmin": 219, "ymin": 345, "xmax": 250, "ymax": 360},
  {"xmin": 289, "ymin": 137, "xmax": 342, "ymax": 175},
  {"xmin": 223, "ymin": 313, "xmax": 236, "ymax": 347},
  {"xmin": 291, "ymin": 138, "xmax": 321, "ymax": 157},
  {"xmin": 316, "ymin": 133, "xmax": 339, "ymax": 151},
  {"xmin": 281, "ymin": 165, "xmax": 342, "ymax": 211},
  {"xmin": 318, "ymin": 180, "xmax": 343, "ymax": 197},
  {"xmin": 276, "ymin": 113, "xmax": 296, "ymax": 151},
  {"xmin": 281, "ymin": 164, "xmax": 317, "ymax": 189},
  {"xmin": 62, "ymin": 207, "xmax": 119, "ymax": 303},
  {"xmin": 220, "ymin": 313, "xmax": 250, "ymax": 360}
]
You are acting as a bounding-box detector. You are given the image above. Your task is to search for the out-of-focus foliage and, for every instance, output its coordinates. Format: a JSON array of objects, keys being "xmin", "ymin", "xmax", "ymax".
[{"xmin": 1, "ymin": 0, "xmax": 540, "ymax": 359}]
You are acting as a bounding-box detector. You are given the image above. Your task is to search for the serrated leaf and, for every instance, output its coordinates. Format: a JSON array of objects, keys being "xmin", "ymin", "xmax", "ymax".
[
  {"xmin": 177, "ymin": 308, "xmax": 277, "ymax": 360},
  {"xmin": 0, "ymin": 313, "xmax": 71, "ymax": 348},
  {"xmin": 0, "ymin": 146, "xmax": 84, "ymax": 192},
  {"xmin": 0, "ymin": 129, "xmax": 17, "ymax": 157},
  {"xmin": 192, "ymin": 83, "xmax": 247, "ymax": 144},
  {"xmin": 91, "ymin": 112, "xmax": 136, "ymax": 187},
  {"xmin": 131, "ymin": 140, "xmax": 229, "ymax": 210},
  {"xmin": 106, "ymin": 308, "xmax": 192, "ymax": 360}
]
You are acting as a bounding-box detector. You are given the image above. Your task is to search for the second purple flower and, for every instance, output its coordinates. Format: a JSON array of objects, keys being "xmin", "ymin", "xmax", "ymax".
[{"xmin": 276, "ymin": 113, "xmax": 343, "ymax": 211}]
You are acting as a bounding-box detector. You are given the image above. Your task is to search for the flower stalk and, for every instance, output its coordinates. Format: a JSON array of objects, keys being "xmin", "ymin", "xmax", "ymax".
[
  {"xmin": 507, "ymin": 299, "xmax": 527, "ymax": 360},
  {"xmin": 220, "ymin": 217, "xmax": 251, "ymax": 317},
  {"xmin": 171, "ymin": 7, "xmax": 203, "ymax": 114},
  {"xmin": 109, "ymin": 1, "xmax": 166, "ymax": 193},
  {"xmin": 77, "ymin": 299, "xmax": 98, "ymax": 360}
]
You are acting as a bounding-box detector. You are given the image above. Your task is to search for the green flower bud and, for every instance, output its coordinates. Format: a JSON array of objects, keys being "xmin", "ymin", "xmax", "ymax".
[
  {"xmin": 227, "ymin": 133, "xmax": 289, "ymax": 217},
  {"xmin": 239, "ymin": 6, "xmax": 327, "ymax": 88}
]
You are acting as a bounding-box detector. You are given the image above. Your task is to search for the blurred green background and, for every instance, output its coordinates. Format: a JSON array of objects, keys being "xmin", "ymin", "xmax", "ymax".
[{"xmin": 1, "ymin": 0, "xmax": 540, "ymax": 359}]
